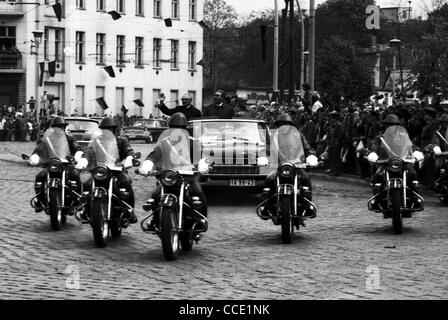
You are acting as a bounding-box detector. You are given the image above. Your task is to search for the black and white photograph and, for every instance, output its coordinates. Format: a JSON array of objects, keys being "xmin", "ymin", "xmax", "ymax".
[{"xmin": 0, "ymin": 0, "xmax": 447, "ymax": 307}]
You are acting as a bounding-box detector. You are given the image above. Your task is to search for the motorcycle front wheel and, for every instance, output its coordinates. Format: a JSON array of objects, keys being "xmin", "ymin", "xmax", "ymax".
[
  {"xmin": 49, "ymin": 189, "xmax": 63, "ymax": 231},
  {"xmin": 160, "ymin": 207, "xmax": 180, "ymax": 261},
  {"xmin": 280, "ymin": 196, "xmax": 293, "ymax": 244},
  {"xmin": 91, "ymin": 199, "xmax": 110, "ymax": 247},
  {"xmin": 391, "ymin": 189, "xmax": 403, "ymax": 235}
]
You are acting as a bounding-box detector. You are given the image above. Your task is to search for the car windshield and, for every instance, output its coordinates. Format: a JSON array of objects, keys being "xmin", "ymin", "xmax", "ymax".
[
  {"xmin": 193, "ymin": 121, "xmax": 267, "ymax": 145},
  {"xmin": 379, "ymin": 125, "xmax": 413, "ymax": 160},
  {"xmin": 133, "ymin": 120, "xmax": 166, "ymax": 128},
  {"xmin": 66, "ymin": 120, "xmax": 99, "ymax": 132}
]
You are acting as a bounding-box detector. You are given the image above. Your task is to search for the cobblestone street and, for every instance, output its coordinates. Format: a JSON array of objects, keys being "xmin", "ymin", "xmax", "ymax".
[{"xmin": 0, "ymin": 142, "xmax": 447, "ymax": 300}]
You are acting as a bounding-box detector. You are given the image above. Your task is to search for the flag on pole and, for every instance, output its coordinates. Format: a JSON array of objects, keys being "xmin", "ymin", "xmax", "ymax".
[
  {"xmin": 96, "ymin": 97, "xmax": 109, "ymax": 110},
  {"xmin": 39, "ymin": 62, "xmax": 45, "ymax": 87},
  {"xmin": 164, "ymin": 18, "xmax": 173, "ymax": 27},
  {"xmin": 103, "ymin": 65, "xmax": 115, "ymax": 78},
  {"xmin": 121, "ymin": 105, "xmax": 128, "ymax": 114},
  {"xmin": 108, "ymin": 11, "xmax": 122, "ymax": 20},
  {"xmin": 48, "ymin": 60, "xmax": 56, "ymax": 77},
  {"xmin": 52, "ymin": 3, "xmax": 62, "ymax": 22},
  {"xmin": 132, "ymin": 99, "xmax": 144, "ymax": 107}
]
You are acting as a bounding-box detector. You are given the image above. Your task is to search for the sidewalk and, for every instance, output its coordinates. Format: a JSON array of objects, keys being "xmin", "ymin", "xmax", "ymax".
[{"xmin": 0, "ymin": 142, "xmax": 36, "ymax": 163}]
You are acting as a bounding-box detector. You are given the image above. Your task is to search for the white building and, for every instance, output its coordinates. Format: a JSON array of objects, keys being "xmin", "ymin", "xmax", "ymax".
[{"xmin": 0, "ymin": 0, "xmax": 203, "ymax": 118}]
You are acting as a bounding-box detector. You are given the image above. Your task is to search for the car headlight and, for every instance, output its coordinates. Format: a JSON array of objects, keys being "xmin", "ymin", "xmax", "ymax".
[
  {"xmin": 160, "ymin": 170, "xmax": 180, "ymax": 187},
  {"xmin": 278, "ymin": 163, "xmax": 295, "ymax": 179},
  {"xmin": 93, "ymin": 166, "xmax": 109, "ymax": 181},
  {"xmin": 257, "ymin": 157, "xmax": 269, "ymax": 167},
  {"xmin": 48, "ymin": 159, "xmax": 63, "ymax": 173}
]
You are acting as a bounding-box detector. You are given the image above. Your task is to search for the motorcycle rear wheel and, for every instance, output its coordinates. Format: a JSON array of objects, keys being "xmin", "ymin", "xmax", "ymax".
[
  {"xmin": 161, "ymin": 207, "xmax": 180, "ymax": 261},
  {"xmin": 391, "ymin": 189, "xmax": 403, "ymax": 235},
  {"xmin": 91, "ymin": 199, "xmax": 110, "ymax": 247},
  {"xmin": 49, "ymin": 190, "xmax": 63, "ymax": 231},
  {"xmin": 280, "ymin": 197, "xmax": 293, "ymax": 244}
]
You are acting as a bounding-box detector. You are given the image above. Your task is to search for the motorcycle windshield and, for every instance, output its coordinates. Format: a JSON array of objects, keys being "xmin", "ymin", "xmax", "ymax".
[
  {"xmin": 153, "ymin": 128, "xmax": 193, "ymax": 171},
  {"xmin": 86, "ymin": 129, "xmax": 121, "ymax": 169},
  {"xmin": 379, "ymin": 125, "xmax": 413, "ymax": 160},
  {"xmin": 270, "ymin": 125, "xmax": 305, "ymax": 166},
  {"xmin": 40, "ymin": 127, "xmax": 70, "ymax": 163}
]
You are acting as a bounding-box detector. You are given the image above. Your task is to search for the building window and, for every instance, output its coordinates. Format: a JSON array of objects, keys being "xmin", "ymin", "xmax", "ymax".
[
  {"xmin": 170, "ymin": 40, "xmax": 178, "ymax": 69},
  {"xmin": 170, "ymin": 90, "xmax": 179, "ymax": 108},
  {"xmin": 54, "ymin": 29, "xmax": 62, "ymax": 61},
  {"xmin": 171, "ymin": 0, "xmax": 179, "ymax": 19},
  {"xmin": 134, "ymin": 88, "xmax": 143, "ymax": 116},
  {"xmin": 153, "ymin": 0, "xmax": 161, "ymax": 18},
  {"xmin": 95, "ymin": 86, "xmax": 105, "ymax": 115},
  {"xmin": 153, "ymin": 89, "xmax": 161, "ymax": 117},
  {"xmin": 117, "ymin": 0, "xmax": 125, "ymax": 13},
  {"xmin": 116, "ymin": 35, "xmax": 125, "ymax": 66},
  {"xmin": 76, "ymin": 86, "xmax": 85, "ymax": 114},
  {"xmin": 116, "ymin": 87, "xmax": 125, "ymax": 114},
  {"xmin": 188, "ymin": 41, "xmax": 196, "ymax": 70},
  {"xmin": 189, "ymin": 0, "xmax": 197, "ymax": 21},
  {"xmin": 188, "ymin": 90, "xmax": 196, "ymax": 106},
  {"xmin": 97, "ymin": 0, "xmax": 105, "ymax": 11},
  {"xmin": 135, "ymin": 37, "xmax": 144, "ymax": 67},
  {"xmin": 96, "ymin": 33, "xmax": 106, "ymax": 65},
  {"xmin": 75, "ymin": 31, "xmax": 85, "ymax": 63},
  {"xmin": 136, "ymin": 0, "xmax": 144, "ymax": 16},
  {"xmin": 153, "ymin": 38, "xmax": 161, "ymax": 68},
  {"xmin": 76, "ymin": 0, "xmax": 85, "ymax": 9}
]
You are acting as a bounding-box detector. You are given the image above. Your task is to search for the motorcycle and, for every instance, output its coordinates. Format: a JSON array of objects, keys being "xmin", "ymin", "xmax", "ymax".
[
  {"xmin": 433, "ymin": 151, "xmax": 448, "ymax": 204},
  {"xmin": 138, "ymin": 169, "xmax": 208, "ymax": 261},
  {"xmin": 76, "ymin": 129, "xmax": 141, "ymax": 247},
  {"xmin": 137, "ymin": 127, "xmax": 208, "ymax": 261},
  {"xmin": 27, "ymin": 127, "xmax": 83, "ymax": 231},
  {"xmin": 366, "ymin": 126, "xmax": 424, "ymax": 234},
  {"xmin": 255, "ymin": 125, "xmax": 318, "ymax": 244}
]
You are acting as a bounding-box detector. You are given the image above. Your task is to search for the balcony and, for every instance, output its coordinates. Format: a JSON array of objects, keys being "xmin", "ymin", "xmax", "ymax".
[
  {"xmin": 0, "ymin": 1, "xmax": 25, "ymax": 17},
  {"xmin": 0, "ymin": 52, "xmax": 24, "ymax": 73}
]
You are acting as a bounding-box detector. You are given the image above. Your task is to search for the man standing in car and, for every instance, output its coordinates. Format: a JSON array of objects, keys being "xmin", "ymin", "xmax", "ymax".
[
  {"xmin": 155, "ymin": 93, "xmax": 202, "ymax": 121},
  {"xmin": 203, "ymin": 90, "xmax": 235, "ymax": 119}
]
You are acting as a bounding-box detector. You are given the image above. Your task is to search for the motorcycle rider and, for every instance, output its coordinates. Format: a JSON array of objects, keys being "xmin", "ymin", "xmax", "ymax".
[
  {"xmin": 138, "ymin": 113, "xmax": 209, "ymax": 231},
  {"xmin": 260, "ymin": 113, "xmax": 319, "ymax": 219},
  {"xmin": 427, "ymin": 114, "xmax": 448, "ymax": 181},
  {"xmin": 365, "ymin": 114, "xmax": 424, "ymax": 214},
  {"xmin": 29, "ymin": 116, "xmax": 83, "ymax": 212},
  {"xmin": 80, "ymin": 117, "xmax": 138, "ymax": 223}
]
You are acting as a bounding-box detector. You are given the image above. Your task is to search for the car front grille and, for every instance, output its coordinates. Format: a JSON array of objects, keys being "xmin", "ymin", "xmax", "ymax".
[{"xmin": 210, "ymin": 165, "xmax": 260, "ymax": 175}]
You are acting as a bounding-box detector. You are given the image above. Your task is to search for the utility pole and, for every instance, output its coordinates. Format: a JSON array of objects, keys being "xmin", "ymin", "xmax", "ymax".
[
  {"xmin": 296, "ymin": 0, "xmax": 305, "ymax": 92},
  {"xmin": 288, "ymin": 0, "xmax": 295, "ymax": 106},
  {"xmin": 308, "ymin": 0, "xmax": 316, "ymax": 92},
  {"xmin": 273, "ymin": 0, "xmax": 279, "ymax": 93},
  {"xmin": 35, "ymin": 5, "xmax": 41, "ymax": 123}
]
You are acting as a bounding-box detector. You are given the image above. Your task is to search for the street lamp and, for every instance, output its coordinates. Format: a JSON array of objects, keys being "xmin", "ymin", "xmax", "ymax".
[
  {"xmin": 32, "ymin": 29, "xmax": 44, "ymax": 122},
  {"xmin": 389, "ymin": 38, "xmax": 404, "ymax": 102}
]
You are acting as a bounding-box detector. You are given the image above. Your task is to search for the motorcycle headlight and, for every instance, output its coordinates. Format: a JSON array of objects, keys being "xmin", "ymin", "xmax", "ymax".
[
  {"xmin": 93, "ymin": 166, "xmax": 109, "ymax": 181},
  {"xmin": 48, "ymin": 159, "xmax": 62, "ymax": 173},
  {"xmin": 388, "ymin": 158, "xmax": 403, "ymax": 173},
  {"xmin": 278, "ymin": 163, "xmax": 295, "ymax": 179},
  {"xmin": 160, "ymin": 170, "xmax": 180, "ymax": 187}
]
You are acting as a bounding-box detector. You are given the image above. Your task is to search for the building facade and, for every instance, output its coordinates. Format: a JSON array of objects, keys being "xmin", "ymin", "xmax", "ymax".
[{"xmin": 0, "ymin": 0, "xmax": 203, "ymax": 118}]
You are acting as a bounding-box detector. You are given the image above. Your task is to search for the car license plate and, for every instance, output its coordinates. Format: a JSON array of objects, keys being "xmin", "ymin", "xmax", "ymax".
[
  {"xmin": 230, "ymin": 179, "xmax": 256, "ymax": 187},
  {"xmin": 128, "ymin": 135, "xmax": 136, "ymax": 138}
]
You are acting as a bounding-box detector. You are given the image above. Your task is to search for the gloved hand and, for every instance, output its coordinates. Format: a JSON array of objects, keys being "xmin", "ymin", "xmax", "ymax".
[
  {"xmin": 124, "ymin": 155, "xmax": 133, "ymax": 168},
  {"xmin": 29, "ymin": 154, "xmax": 40, "ymax": 166},
  {"xmin": 306, "ymin": 155, "xmax": 319, "ymax": 167},
  {"xmin": 367, "ymin": 152, "xmax": 379, "ymax": 163},
  {"xmin": 139, "ymin": 160, "xmax": 154, "ymax": 175},
  {"xmin": 198, "ymin": 158, "xmax": 209, "ymax": 173},
  {"xmin": 433, "ymin": 146, "xmax": 442, "ymax": 156},
  {"xmin": 413, "ymin": 151, "xmax": 424, "ymax": 162},
  {"xmin": 75, "ymin": 158, "xmax": 88, "ymax": 170},
  {"xmin": 74, "ymin": 151, "xmax": 84, "ymax": 162}
]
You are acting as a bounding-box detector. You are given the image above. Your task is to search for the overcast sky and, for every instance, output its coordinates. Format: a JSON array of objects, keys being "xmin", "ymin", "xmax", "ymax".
[{"xmin": 225, "ymin": 0, "xmax": 429, "ymax": 16}]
